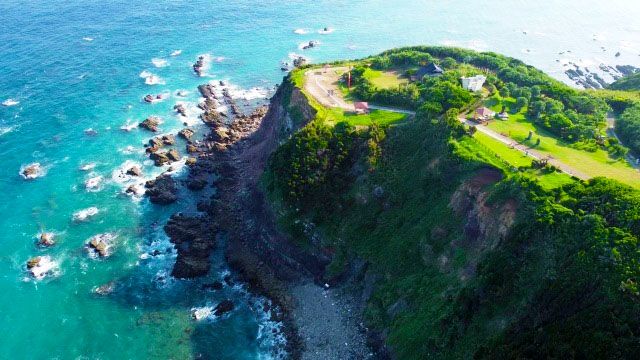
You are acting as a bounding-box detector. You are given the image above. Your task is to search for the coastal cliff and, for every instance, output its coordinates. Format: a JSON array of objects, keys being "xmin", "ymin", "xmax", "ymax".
[{"xmin": 169, "ymin": 49, "xmax": 640, "ymax": 359}]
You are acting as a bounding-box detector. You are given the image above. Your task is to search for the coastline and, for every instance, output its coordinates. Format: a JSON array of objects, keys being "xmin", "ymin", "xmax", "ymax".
[{"xmin": 170, "ymin": 76, "xmax": 376, "ymax": 359}]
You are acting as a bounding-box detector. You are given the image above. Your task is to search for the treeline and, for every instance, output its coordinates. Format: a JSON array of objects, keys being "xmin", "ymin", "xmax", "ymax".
[
  {"xmin": 617, "ymin": 103, "xmax": 640, "ymax": 154},
  {"xmin": 350, "ymin": 47, "xmax": 611, "ymax": 143}
]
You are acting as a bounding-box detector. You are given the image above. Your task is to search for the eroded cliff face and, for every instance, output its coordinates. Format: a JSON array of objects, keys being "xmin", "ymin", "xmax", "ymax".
[{"xmin": 448, "ymin": 168, "xmax": 518, "ymax": 278}]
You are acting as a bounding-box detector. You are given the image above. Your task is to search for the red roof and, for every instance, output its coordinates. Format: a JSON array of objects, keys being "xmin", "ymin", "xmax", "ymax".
[
  {"xmin": 476, "ymin": 107, "xmax": 495, "ymax": 117},
  {"xmin": 354, "ymin": 102, "xmax": 369, "ymax": 110}
]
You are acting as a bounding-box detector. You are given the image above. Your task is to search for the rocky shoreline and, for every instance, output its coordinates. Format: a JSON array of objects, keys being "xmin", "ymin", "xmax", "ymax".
[{"xmin": 153, "ymin": 74, "xmax": 377, "ymax": 359}]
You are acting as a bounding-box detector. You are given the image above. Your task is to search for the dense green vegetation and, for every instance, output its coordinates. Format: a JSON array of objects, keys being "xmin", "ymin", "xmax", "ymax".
[
  {"xmin": 617, "ymin": 103, "xmax": 640, "ymax": 155},
  {"xmin": 348, "ymin": 46, "xmax": 612, "ymax": 144},
  {"xmin": 609, "ymin": 72, "xmax": 640, "ymax": 91},
  {"xmin": 266, "ymin": 47, "xmax": 640, "ymax": 359}
]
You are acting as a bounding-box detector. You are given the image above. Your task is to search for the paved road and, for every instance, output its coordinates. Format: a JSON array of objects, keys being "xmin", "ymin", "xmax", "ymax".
[
  {"xmin": 304, "ymin": 67, "xmax": 590, "ymax": 180},
  {"xmin": 460, "ymin": 117, "xmax": 589, "ymax": 179}
]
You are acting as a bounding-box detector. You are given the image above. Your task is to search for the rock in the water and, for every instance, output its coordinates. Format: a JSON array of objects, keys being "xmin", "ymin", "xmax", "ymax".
[
  {"xmin": 86, "ymin": 233, "xmax": 116, "ymax": 258},
  {"xmin": 214, "ymin": 300, "xmax": 234, "ymax": 316},
  {"xmin": 179, "ymin": 128, "xmax": 195, "ymax": 140},
  {"xmin": 202, "ymin": 281, "xmax": 223, "ymax": 291},
  {"xmin": 186, "ymin": 157, "xmax": 197, "ymax": 166},
  {"xmin": 93, "ymin": 281, "xmax": 116, "ymax": 295},
  {"xmin": 164, "ymin": 214, "xmax": 216, "ymax": 278},
  {"xmin": 145, "ymin": 174, "xmax": 178, "ymax": 204},
  {"xmin": 26, "ymin": 256, "xmax": 57, "ymax": 279},
  {"xmin": 21, "ymin": 163, "xmax": 42, "ymax": 180},
  {"xmin": 167, "ymin": 149, "xmax": 180, "ymax": 162},
  {"xmin": 38, "ymin": 232, "xmax": 55, "ymax": 247},
  {"xmin": 150, "ymin": 149, "xmax": 180, "ymax": 166},
  {"xmin": 139, "ymin": 116, "xmax": 161, "ymax": 132},
  {"xmin": 186, "ymin": 144, "xmax": 199, "ymax": 154},
  {"xmin": 174, "ymin": 104, "xmax": 187, "ymax": 117},
  {"xmin": 126, "ymin": 166, "xmax": 143, "ymax": 177}
]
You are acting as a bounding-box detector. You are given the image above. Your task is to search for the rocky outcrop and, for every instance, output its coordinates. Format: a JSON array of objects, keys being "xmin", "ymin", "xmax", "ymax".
[
  {"xmin": 448, "ymin": 168, "xmax": 518, "ymax": 251},
  {"xmin": 179, "ymin": 128, "xmax": 195, "ymax": 140},
  {"xmin": 214, "ymin": 300, "xmax": 234, "ymax": 316},
  {"xmin": 139, "ymin": 116, "xmax": 161, "ymax": 132},
  {"xmin": 174, "ymin": 104, "xmax": 187, "ymax": 117},
  {"xmin": 126, "ymin": 166, "xmax": 142, "ymax": 177},
  {"xmin": 37, "ymin": 232, "xmax": 55, "ymax": 247},
  {"xmin": 150, "ymin": 149, "xmax": 180, "ymax": 166},
  {"xmin": 193, "ymin": 56, "xmax": 206, "ymax": 76},
  {"xmin": 164, "ymin": 214, "xmax": 217, "ymax": 278},
  {"xmin": 145, "ymin": 174, "xmax": 178, "ymax": 204}
]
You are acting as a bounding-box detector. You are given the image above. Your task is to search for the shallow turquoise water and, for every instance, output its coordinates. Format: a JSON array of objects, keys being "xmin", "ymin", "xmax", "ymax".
[{"xmin": 1, "ymin": 0, "xmax": 639, "ymax": 358}]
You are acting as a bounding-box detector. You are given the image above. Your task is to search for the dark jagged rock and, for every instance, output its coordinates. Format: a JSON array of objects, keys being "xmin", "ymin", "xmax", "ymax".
[
  {"xmin": 214, "ymin": 300, "xmax": 234, "ymax": 316},
  {"xmin": 187, "ymin": 144, "xmax": 199, "ymax": 154},
  {"xmin": 174, "ymin": 104, "xmax": 187, "ymax": 117},
  {"xmin": 139, "ymin": 116, "xmax": 161, "ymax": 132},
  {"xmin": 150, "ymin": 149, "xmax": 180, "ymax": 166},
  {"xmin": 145, "ymin": 174, "xmax": 178, "ymax": 204},
  {"xmin": 126, "ymin": 166, "xmax": 142, "ymax": 177},
  {"xmin": 179, "ymin": 128, "xmax": 195, "ymax": 140},
  {"xmin": 164, "ymin": 214, "xmax": 216, "ymax": 278},
  {"xmin": 202, "ymin": 281, "xmax": 223, "ymax": 291},
  {"xmin": 193, "ymin": 56, "xmax": 206, "ymax": 76}
]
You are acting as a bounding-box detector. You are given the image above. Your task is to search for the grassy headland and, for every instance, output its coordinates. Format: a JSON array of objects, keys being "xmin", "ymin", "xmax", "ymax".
[{"xmin": 264, "ymin": 46, "xmax": 640, "ymax": 359}]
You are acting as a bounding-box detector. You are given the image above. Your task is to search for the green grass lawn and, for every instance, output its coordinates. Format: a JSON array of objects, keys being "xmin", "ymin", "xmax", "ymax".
[
  {"xmin": 467, "ymin": 132, "xmax": 574, "ymax": 189},
  {"xmin": 362, "ymin": 68, "xmax": 407, "ymax": 89},
  {"xmin": 322, "ymin": 107, "xmax": 407, "ymax": 126},
  {"xmin": 483, "ymin": 95, "xmax": 640, "ymax": 188}
]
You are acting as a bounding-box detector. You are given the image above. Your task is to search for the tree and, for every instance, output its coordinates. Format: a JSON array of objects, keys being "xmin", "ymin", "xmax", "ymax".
[{"xmin": 516, "ymin": 96, "xmax": 529, "ymax": 111}]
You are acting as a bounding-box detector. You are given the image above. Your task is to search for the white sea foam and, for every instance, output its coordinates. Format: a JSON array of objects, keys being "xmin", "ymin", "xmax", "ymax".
[
  {"xmin": 145, "ymin": 75, "xmax": 165, "ymax": 85},
  {"xmin": 191, "ymin": 306, "xmax": 215, "ymax": 321},
  {"xmin": 85, "ymin": 233, "xmax": 117, "ymax": 258},
  {"xmin": 120, "ymin": 120, "xmax": 138, "ymax": 132},
  {"xmin": 0, "ymin": 126, "xmax": 15, "ymax": 137},
  {"xmin": 318, "ymin": 27, "xmax": 334, "ymax": 35},
  {"xmin": 174, "ymin": 90, "xmax": 190, "ymax": 97},
  {"xmin": 79, "ymin": 162, "xmax": 96, "ymax": 171},
  {"xmin": 72, "ymin": 207, "xmax": 99, "ymax": 222},
  {"xmin": 82, "ymin": 37, "xmax": 94, "ymax": 42},
  {"xmin": 139, "ymin": 70, "xmax": 165, "ymax": 85},
  {"xmin": 27, "ymin": 256, "xmax": 60, "ymax": 280},
  {"xmin": 119, "ymin": 145, "xmax": 144, "ymax": 155},
  {"xmin": 2, "ymin": 98, "xmax": 19, "ymax": 107},
  {"xmin": 196, "ymin": 54, "xmax": 212, "ymax": 76},
  {"xmin": 152, "ymin": 58, "xmax": 168, "ymax": 68},
  {"xmin": 294, "ymin": 28, "xmax": 309, "ymax": 35},
  {"xmin": 226, "ymin": 85, "xmax": 270, "ymax": 101},
  {"xmin": 85, "ymin": 175, "xmax": 103, "ymax": 192},
  {"xmin": 170, "ymin": 49, "xmax": 182, "ymax": 56}
]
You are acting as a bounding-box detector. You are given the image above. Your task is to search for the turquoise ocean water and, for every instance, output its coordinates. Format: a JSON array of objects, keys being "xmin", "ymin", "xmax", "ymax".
[{"xmin": 1, "ymin": 1, "xmax": 639, "ymax": 358}]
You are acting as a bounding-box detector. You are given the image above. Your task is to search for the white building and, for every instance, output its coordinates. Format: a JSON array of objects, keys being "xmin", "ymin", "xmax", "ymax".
[{"xmin": 461, "ymin": 75, "xmax": 486, "ymax": 92}]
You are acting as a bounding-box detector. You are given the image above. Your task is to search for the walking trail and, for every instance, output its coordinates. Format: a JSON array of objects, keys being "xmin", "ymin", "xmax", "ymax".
[{"xmin": 303, "ymin": 67, "xmax": 591, "ymax": 180}]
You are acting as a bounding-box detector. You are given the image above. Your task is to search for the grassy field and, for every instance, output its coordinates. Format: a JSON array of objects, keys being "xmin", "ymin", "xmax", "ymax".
[
  {"xmin": 483, "ymin": 95, "xmax": 640, "ymax": 188},
  {"xmin": 291, "ymin": 69, "xmax": 407, "ymax": 127},
  {"xmin": 362, "ymin": 68, "xmax": 407, "ymax": 89},
  {"xmin": 322, "ymin": 107, "xmax": 407, "ymax": 126},
  {"xmin": 460, "ymin": 132, "xmax": 574, "ymax": 189}
]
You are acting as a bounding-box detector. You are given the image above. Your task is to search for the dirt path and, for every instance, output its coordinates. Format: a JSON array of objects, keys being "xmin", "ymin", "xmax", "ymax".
[
  {"xmin": 461, "ymin": 116, "xmax": 590, "ymax": 179},
  {"xmin": 304, "ymin": 67, "xmax": 355, "ymax": 110}
]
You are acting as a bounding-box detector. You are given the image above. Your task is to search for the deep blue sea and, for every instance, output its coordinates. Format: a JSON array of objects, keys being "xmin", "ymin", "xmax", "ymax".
[{"xmin": 1, "ymin": 1, "xmax": 639, "ymax": 358}]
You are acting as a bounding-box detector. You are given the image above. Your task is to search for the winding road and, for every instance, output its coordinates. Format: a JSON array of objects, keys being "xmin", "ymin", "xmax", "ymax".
[{"xmin": 302, "ymin": 67, "xmax": 619, "ymax": 181}]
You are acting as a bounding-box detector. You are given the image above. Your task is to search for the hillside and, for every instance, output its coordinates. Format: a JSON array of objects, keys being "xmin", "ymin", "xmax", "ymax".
[
  {"xmin": 262, "ymin": 47, "xmax": 640, "ymax": 359},
  {"xmin": 609, "ymin": 72, "xmax": 640, "ymax": 91}
]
